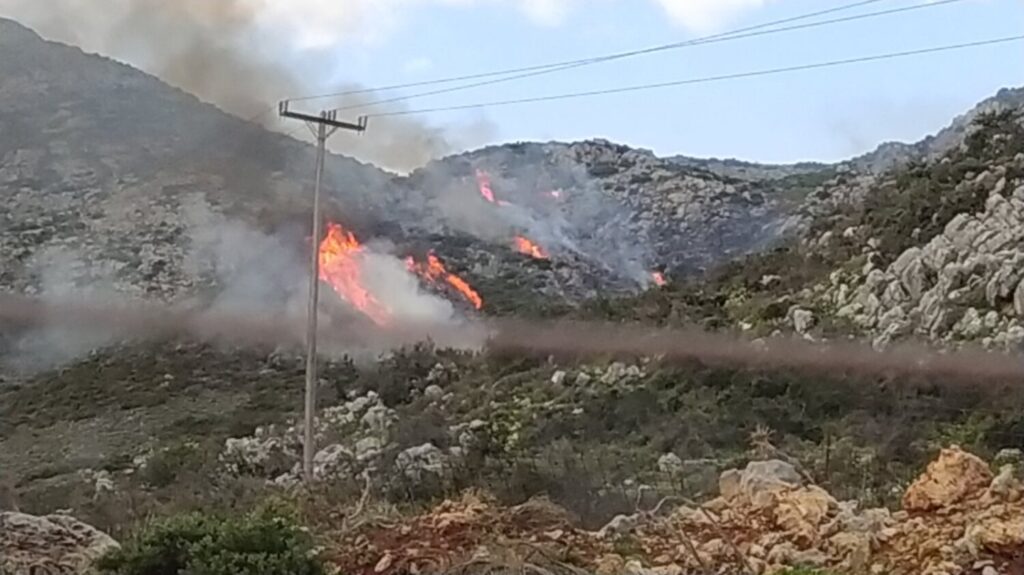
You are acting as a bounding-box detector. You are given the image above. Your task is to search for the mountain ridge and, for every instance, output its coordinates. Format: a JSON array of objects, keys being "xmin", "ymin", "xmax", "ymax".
[{"xmin": 2, "ymin": 14, "xmax": 1023, "ymax": 330}]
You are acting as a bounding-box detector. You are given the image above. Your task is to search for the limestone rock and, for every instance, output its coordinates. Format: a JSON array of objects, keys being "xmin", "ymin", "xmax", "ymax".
[
  {"xmin": 739, "ymin": 460, "xmax": 803, "ymax": 498},
  {"xmin": 903, "ymin": 446, "xmax": 993, "ymax": 512},
  {"xmin": 719, "ymin": 468, "xmax": 742, "ymax": 500},
  {"xmin": 395, "ymin": 443, "xmax": 448, "ymax": 480},
  {"xmin": 790, "ymin": 308, "xmax": 816, "ymax": 335},
  {"xmin": 773, "ymin": 485, "xmax": 837, "ymax": 545},
  {"xmin": 657, "ymin": 453, "xmax": 684, "ymax": 475},
  {"xmin": 0, "ymin": 512, "xmax": 119, "ymax": 575}
]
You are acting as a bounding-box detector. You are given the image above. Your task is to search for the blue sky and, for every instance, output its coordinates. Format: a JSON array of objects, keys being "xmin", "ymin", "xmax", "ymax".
[
  {"xmin": 297, "ymin": 0, "xmax": 1024, "ymax": 163},
  {"xmin": 3, "ymin": 0, "xmax": 1021, "ymax": 165}
]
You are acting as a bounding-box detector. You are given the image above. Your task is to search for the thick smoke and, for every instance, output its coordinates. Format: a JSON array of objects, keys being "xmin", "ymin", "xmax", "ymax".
[
  {"xmin": 182, "ymin": 198, "xmax": 468, "ymax": 348},
  {"xmin": 0, "ymin": 0, "xmax": 493, "ymax": 173},
  {"xmin": 316, "ymin": 85, "xmax": 496, "ymax": 176},
  {"xmin": 1, "ymin": 197, "xmax": 471, "ymax": 375},
  {"xmin": 415, "ymin": 147, "xmax": 658, "ymax": 285}
]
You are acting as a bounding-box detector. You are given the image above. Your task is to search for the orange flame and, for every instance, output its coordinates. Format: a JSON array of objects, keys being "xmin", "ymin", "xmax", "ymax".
[
  {"xmin": 318, "ymin": 222, "xmax": 391, "ymax": 326},
  {"xmin": 475, "ymin": 169, "xmax": 512, "ymax": 207},
  {"xmin": 407, "ymin": 252, "xmax": 484, "ymax": 310},
  {"xmin": 475, "ymin": 169, "xmax": 497, "ymax": 204},
  {"xmin": 514, "ymin": 236, "xmax": 549, "ymax": 260},
  {"xmin": 652, "ymin": 271, "xmax": 667, "ymax": 287}
]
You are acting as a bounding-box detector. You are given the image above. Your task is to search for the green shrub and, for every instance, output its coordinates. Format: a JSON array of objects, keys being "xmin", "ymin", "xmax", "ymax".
[{"xmin": 97, "ymin": 505, "xmax": 325, "ymax": 575}]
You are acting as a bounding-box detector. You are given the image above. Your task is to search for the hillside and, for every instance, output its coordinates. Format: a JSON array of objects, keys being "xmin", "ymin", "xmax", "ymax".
[
  {"xmin": 0, "ymin": 17, "xmax": 843, "ymax": 316},
  {"xmin": 2, "ymin": 16, "xmax": 1024, "ymax": 575}
]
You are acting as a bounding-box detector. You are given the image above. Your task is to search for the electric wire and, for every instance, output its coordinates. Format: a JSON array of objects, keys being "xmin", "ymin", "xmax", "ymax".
[
  {"xmin": 291, "ymin": 0, "xmax": 895, "ymax": 104},
  {"xmin": 332, "ymin": 0, "xmax": 968, "ymax": 113},
  {"xmin": 364, "ymin": 35, "xmax": 1024, "ymax": 118}
]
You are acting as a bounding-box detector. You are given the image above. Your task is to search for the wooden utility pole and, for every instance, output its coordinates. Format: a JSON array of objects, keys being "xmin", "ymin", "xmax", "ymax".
[{"xmin": 278, "ymin": 101, "xmax": 367, "ymax": 483}]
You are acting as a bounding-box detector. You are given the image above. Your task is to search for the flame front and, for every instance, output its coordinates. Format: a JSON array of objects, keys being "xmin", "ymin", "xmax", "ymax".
[
  {"xmin": 475, "ymin": 169, "xmax": 497, "ymax": 204},
  {"xmin": 652, "ymin": 271, "xmax": 667, "ymax": 287},
  {"xmin": 407, "ymin": 252, "xmax": 484, "ymax": 310},
  {"xmin": 514, "ymin": 236, "xmax": 549, "ymax": 260},
  {"xmin": 475, "ymin": 169, "xmax": 512, "ymax": 207},
  {"xmin": 318, "ymin": 222, "xmax": 392, "ymax": 326}
]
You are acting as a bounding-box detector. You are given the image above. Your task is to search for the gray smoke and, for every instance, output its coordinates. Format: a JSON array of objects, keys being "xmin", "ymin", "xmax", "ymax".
[
  {"xmin": 2, "ymin": 197, "xmax": 470, "ymax": 375},
  {"xmin": 413, "ymin": 147, "xmax": 657, "ymax": 285},
  {"xmin": 0, "ymin": 0, "xmax": 494, "ymax": 173},
  {"xmin": 182, "ymin": 198, "xmax": 464, "ymax": 342},
  {"xmin": 5, "ymin": 248, "xmax": 125, "ymax": 372}
]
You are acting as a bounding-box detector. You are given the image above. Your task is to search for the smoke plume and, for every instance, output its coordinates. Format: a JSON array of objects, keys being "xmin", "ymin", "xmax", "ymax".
[
  {"xmin": 0, "ymin": 197, "xmax": 473, "ymax": 375},
  {"xmin": 0, "ymin": 0, "xmax": 493, "ymax": 173}
]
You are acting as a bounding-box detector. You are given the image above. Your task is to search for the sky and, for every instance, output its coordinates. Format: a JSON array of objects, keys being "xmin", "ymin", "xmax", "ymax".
[
  {"xmin": 285, "ymin": 0, "xmax": 1024, "ymax": 163},
  {"xmin": 5, "ymin": 0, "xmax": 1024, "ymax": 164}
]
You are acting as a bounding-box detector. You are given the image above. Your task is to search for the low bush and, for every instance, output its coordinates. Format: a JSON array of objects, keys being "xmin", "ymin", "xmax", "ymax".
[{"xmin": 97, "ymin": 504, "xmax": 325, "ymax": 575}]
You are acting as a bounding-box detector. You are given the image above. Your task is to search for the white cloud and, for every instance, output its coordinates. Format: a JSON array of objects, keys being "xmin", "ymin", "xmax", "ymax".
[
  {"xmin": 652, "ymin": 0, "xmax": 772, "ymax": 33},
  {"xmin": 256, "ymin": 0, "xmax": 776, "ymax": 49},
  {"xmin": 517, "ymin": 0, "xmax": 576, "ymax": 26},
  {"xmin": 403, "ymin": 56, "xmax": 435, "ymax": 75},
  {"xmin": 254, "ymin": 0, "xmax": 579, "ymax": 48}
]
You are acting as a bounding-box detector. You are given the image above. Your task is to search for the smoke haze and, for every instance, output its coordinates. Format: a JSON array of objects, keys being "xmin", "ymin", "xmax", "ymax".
[
  {"xmin": 1, "ymin": 197, "xmax": 471, "ymax": 374},
  {"xmin": 0, "ymin": 0, "xmax": 494, "ymax": 173}
]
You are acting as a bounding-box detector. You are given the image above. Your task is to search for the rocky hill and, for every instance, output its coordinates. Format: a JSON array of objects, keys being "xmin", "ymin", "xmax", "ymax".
[
  {"xmin": 0, "ymin": 17, "xmax": 865, "ymax": 318},
  {"xmin": 3, "ymin": 16, "xmax": 1021, "ymax": 320},
  {"xmin": 4, "ymin": 15, "xmax": 1024, "ymax": 575}
]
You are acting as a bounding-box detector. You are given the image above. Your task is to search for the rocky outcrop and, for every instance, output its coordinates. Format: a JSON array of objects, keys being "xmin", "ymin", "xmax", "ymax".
[
  {"xmin": 903, "ymin": 445, "xmax": 994, "ymax": 512},
  {"xmin": 220, "ymin": 390, "xmax": 401, "ymax": 486},
  {"xmin": 0, "ymin": 512, "xmax": 119, "ymax": 574},
  {"xmin": 826, "ymin": 156, "xmax": 1024, "ymax": 349},
  {"xmin": 325, "ymin": 446, "xmax": 1024, "ymax": 575}
]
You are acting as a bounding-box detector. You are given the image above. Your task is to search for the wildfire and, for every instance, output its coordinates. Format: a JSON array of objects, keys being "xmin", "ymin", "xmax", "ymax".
[
  {"xmin": 475, "ymin": 169, "xmax": 497, "ymax": 204},
  {"xmin": 547, "ymin": 190, "xmax": 563, "ymax": 200},
  {"xmin": 514, "ymin": 236, "xmax": 550, "ymax": 260},
  {"xmin": 318, "ymin": 222, "xmax": 392, "ymax": 326},
  {"xmin": 475, "ymin": 169, "xmax": 511, "ymax": 207},
  {"xmin": 407, "ymin": 252, "xmax": 484, "ymax": 310},
  {"xmin": 652, "ymin": 271, "xmax": 667, "ymax": 287}
]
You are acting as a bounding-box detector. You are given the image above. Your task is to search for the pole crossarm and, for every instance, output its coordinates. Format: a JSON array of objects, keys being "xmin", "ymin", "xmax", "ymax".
[{"xmin": 278, "ymin": 100, "xmax": 368, "ymax": 133}]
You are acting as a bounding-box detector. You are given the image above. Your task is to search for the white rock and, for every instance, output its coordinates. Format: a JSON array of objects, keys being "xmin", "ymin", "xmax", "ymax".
[
  {"xmin": 791, "ymin": 308, "xmax": 816, "ymax": 335},
  {"xmin": 424, "ymin": 384, "xmax": 445, "ymax": 401},
  {"xmin": 658, "ymin": 453, "xmax": 684, "ymax": 475}
]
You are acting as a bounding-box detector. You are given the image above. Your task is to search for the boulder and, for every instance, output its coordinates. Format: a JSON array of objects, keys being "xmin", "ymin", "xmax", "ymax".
[
  {"xmin": 773, "ymin": 485, "xmax": 837, "ymax": 545},
  {"xmin": 657, "ymin": 453, "xmax": 684, "ymax": 476},
  {"xmin": 902, "ymin": 446, "xmax": 993, "ymax": 512},
  {"xmin": 719, "ymin": 469, "xmax": 742, "ymax": 500},
  {"xmin": 739, "ymin": 460, "xmax": 803, "ymax": 498},
  {"xmin": 0, "ymin": 512, "xmax": 119, "ymax": 575},
  {"xmin": 395, "ymin": 443, "xmax": 448, "ymax": 480},
  {"xmin": 790, "ymin": 308, "xmax": 816, "ymax": 335}
]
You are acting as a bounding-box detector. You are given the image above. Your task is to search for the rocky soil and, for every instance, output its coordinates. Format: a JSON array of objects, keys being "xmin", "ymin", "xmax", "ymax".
[
  {"xmin": 9, "ymin": 446, "xmax": 1017, "ymax": 575},
  {"xmin": 325, "ymin": 446, "xmax": 1024, "ymax": 575}
]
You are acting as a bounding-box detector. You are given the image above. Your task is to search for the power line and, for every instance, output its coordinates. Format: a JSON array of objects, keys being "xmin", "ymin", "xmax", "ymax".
[
  {"xmin": 339, "ymin": 0, "xmax": 969, "ymax": 113},
  {"xmin": 366, "ymin": 35, "xmax": 1024, "ymax": 118},
  {"xmin": 335, "ymin": 0, "xmax": 975, "ymax": 113},
  {"xmin": 296, "ymin": 0, "xmax": 968, "ymax": 112},
  {"xmin": 294, "ymin": 0, "xmax": 893, "ymax": 104}
]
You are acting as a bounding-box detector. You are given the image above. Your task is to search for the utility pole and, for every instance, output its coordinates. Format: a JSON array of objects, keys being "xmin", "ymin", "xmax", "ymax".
[{"xmin": 278, "ymin": 101, "xmax": 367, "ymax": 484}]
